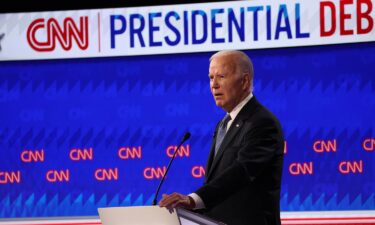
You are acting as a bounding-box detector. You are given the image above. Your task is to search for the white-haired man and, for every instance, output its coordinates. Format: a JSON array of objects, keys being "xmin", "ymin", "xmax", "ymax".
[{"xmin": 160, "ymin": 50, "xmax": 284, "ymax": 225}]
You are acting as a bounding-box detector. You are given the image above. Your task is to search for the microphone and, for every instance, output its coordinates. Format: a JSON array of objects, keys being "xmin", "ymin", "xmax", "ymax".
[{"xmin": 152, "ymin": 132, "xmax": 191, "ymax": 205}]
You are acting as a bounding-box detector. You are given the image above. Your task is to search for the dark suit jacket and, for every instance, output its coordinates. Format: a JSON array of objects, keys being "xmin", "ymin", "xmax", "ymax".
[{"xmin": 195, "ymin": 96, "xmax": 284, "ymax": 225}]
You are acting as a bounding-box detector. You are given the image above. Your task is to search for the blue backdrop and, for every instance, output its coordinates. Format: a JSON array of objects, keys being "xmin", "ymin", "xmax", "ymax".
[{"xmin": 0, "ymin": 42, "xmax": 374, "ymax": 218}]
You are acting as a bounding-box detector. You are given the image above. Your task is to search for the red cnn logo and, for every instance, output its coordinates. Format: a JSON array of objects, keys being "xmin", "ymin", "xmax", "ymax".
[
  {"xmin": 27, "ymin": 16, "xmax": 89, "ymax": 52},
  {"xmin": 21, "ymin": 149, "xmax": 44, "ymax": 162},
  {"xmin": 118, "ymin": 146, "xmax": 142, "ymax": 159},
  {"xmin": 69, "ymin": 148, "xmax": 93, "ymax": 161},
  {"xmin": 339, "ymin": 160, "xmax": 363, "ymax": 174},
  {"xmin": 143, "ymin": 167, "xmax": 167, "ymax": 180},
  {"xmin": 0, "ymin": 171, "xmax": 21, "ymax": 184},
  {"xmin": 363, "ymin": 138, "xmax": 375, "ymax": 151},
  {"xmin": 166, "ymin": 145, "xmax": 190, "ymax": 158},
  {"xmin": 46, "ymin": 169, "xmax": 70, "ymax": 182},
  {"xmin": 191, "ymin": 166, "xmax": 205, "ymax": 178},
  {"xmin": 289, "ymin": 162, "xmax": 314, "ymax": 175},
  {"xmin": 313, "ymin": 139, "xmax": 337, "ymax": 153},
  {"xmin": 95, "ymin": 168, "xmax": 119, "ymax": 181}
]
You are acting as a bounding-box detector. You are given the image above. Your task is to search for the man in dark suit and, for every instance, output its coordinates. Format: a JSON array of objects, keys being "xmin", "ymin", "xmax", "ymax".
[{"xmin": 160, "ymin": 50, "xmax": 284, "ymax": 225}]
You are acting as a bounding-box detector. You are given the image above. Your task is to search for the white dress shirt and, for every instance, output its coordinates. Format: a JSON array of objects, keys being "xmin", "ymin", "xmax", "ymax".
[{"xmin": 189, "ymin": 93, "xmax": 253, "ymax": 209}]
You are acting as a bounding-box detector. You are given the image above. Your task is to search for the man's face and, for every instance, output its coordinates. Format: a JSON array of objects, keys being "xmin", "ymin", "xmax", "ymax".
[{"xmin": 209, "ymin": 55, "xmax": 247, "ymax": 112}]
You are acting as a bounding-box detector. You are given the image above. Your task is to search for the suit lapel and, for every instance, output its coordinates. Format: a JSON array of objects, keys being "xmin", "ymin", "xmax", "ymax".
[
  {"xmin": 206, "ymin": 118, "xmax": 243, "ymax": 181},
  {"xmin": 204, "ymin": 140, "xmax": 216, "ymax": 183},
  {"xmin": 204, "ymin": 122, "xmax": 220, "ymax": 183},
  {"xmin": 205, "ymin": 96, "xmax": 260, "ymax": 182}
]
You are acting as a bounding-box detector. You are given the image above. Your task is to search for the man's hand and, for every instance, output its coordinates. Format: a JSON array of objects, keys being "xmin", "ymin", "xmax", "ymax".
[{"xmin": 159, "ymin": 192, "xmax": 196, "ymax": 209}]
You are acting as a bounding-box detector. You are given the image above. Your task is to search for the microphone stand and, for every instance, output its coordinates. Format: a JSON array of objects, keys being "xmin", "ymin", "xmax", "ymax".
[{"xmin": 152, "ymin": 132, "xmax": 190, "ymax": 205}]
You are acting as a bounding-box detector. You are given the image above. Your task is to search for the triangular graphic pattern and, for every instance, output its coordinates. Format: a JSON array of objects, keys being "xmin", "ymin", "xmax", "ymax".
[{"xmin": 1, "ymin": 43, "xmax": 374, "ymax": 218}]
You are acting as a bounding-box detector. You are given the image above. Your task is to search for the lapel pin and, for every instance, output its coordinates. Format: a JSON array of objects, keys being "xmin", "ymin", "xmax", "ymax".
[{"xmin": 236, "ymin": 124, "xmax": 239, "ymax": 127}]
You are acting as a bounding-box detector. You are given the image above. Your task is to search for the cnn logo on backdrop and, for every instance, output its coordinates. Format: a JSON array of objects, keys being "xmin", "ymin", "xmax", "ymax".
[{"xmin": 27, "ymin": 16, "xmax": 89, "ymax": 52}]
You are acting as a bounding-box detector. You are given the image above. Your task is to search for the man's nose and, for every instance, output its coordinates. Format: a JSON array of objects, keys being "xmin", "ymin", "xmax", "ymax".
[{"xmin": 211, "ymin": 77, "xmax": 220, "ymax": 88}]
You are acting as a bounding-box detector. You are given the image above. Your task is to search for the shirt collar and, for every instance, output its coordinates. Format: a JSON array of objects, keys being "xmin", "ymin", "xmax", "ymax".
[{"xmin": 228, "ymin": 92, "xmax": 253, "ymax": 121}]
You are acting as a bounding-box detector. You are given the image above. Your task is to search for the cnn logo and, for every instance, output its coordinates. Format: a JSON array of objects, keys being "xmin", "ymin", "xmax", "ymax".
[{"xmin": 27, "ymin": 16, "xmax": 89, "ymax": 52}]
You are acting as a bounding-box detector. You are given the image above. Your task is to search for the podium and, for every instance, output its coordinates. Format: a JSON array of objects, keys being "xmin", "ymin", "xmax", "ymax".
[{"xmin": 98, "ymin": 206, "xmax": 224, "ymax": 225}]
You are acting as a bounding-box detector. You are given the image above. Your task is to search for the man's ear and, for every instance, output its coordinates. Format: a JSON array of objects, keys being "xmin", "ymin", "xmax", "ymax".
[{"xmin": 242, "ymin": 73, "xmax": 250, "ymax": 90}]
